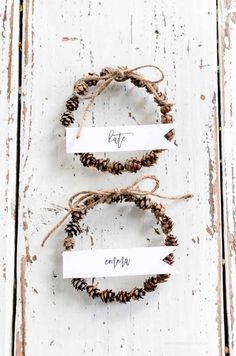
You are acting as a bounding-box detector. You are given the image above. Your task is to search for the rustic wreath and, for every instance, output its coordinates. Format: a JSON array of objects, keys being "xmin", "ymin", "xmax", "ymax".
[
  {"xmin": 60, "ymin": 65, "xmax": 175, "ymax": 175},
  {"xmin": 41, "ymin": 176, "xmax": 192, "ymax": 304}
]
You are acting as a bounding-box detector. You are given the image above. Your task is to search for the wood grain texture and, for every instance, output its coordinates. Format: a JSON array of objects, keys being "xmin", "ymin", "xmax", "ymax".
[
  {"xmin": 13, "ymin": 0, "xmax": 223, "ymax": 355},
  {"xmin": 0, "ymin": 1, "xmax": 19, "ymax": 355},
  {"xmin": 218, "ymin": 0, "xmax": 236, "ymax": 354}
]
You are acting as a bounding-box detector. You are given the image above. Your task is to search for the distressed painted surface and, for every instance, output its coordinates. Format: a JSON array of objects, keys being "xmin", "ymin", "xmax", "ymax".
[
  {"xmin": 0, "ymin": 1, "xmax": 19, "ymax": 356},
  {"xmin": 13, "ymin": 1, "xmax": 223, "ymax": 355},
  {"xmin": 0, "ymin": 0, "xmax": 229, "ymax": 355},
  {"xmin": 219, "ymin": 0, "xmax": 236, "ymax": 354}
]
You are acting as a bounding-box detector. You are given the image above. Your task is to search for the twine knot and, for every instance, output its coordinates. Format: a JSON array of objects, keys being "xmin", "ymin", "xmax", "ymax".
[
  {"xmin": 41, "ymin": 175, "xmax": 193, "ymax": 247},
  {"xmin": 112, "ymin": 67, "xmax": 127, "ymax": 81}
]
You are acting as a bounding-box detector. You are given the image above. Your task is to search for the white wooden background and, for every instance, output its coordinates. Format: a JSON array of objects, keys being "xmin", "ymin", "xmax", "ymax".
[{"xmin": 1, "ymin": 1, "xmax": 236, "ymax": 355}]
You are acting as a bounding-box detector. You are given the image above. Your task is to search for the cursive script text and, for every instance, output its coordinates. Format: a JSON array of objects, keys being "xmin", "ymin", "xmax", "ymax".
[
  {"xmin": 105, "ymin": 256, "xmax": 131, "ymax": 269},
  {"xmin": 108, "ymin": 129, "xmax": 134, "ymax": 149}
]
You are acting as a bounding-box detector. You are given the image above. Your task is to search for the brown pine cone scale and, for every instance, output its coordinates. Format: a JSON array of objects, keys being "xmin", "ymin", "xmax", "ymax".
[{"xmin": 60, "ymin": 111, "xmax": 74, "ymax": 127}]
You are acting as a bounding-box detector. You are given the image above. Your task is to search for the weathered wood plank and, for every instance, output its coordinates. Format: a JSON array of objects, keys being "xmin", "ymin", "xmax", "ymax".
[
  {"xmin": 218, "ymin": 1, "xmax": 236, "ymax": 354},
  {"xmin": 0, "ymin": 1, "xmax": 19, "ymax": 355},
  {"xmin": 15, "ymin": 1, "xmax": 223, "ymax": 355}
]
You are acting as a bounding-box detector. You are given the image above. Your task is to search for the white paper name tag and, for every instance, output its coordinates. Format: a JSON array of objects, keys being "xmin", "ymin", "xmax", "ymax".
[
  {"xmin": 66, "ymin": 124, "xmax": 175, "ymax": 153},
  {"xmin": 63, "ymin": 246, "xmax": 177, "ymax": 278}
]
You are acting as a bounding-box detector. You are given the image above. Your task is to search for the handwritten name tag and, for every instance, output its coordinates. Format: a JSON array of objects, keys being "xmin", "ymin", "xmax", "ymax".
[
  {"xmin": 63, "ymin": 246, "xmax": 177, "ymax": 278},
  {"xmin": 66, "ymin": 124, "xmax": 175, "ymax": 153}
]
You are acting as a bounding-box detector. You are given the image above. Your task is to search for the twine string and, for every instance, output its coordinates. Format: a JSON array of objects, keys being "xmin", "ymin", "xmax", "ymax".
[
  {"xmin": 41, "ymin": 175, "xmax": 193, "ymax": 247},
  {"xmin": 73, "ymin": 65, "xmax": 170, "ymax": 139}
]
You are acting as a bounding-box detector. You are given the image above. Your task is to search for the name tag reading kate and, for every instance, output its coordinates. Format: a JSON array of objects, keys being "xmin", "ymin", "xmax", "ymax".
[
  {"xmin": 63, "ymin": 246, "xmax": 177, "ymax": 278},
  {"xmin": 66, "ymin": 124, "xmax": 175, "ymax": 153}
]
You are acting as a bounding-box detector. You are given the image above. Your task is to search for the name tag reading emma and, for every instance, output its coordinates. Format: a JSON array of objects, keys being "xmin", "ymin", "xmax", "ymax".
[
  {"xmin": 66, "ymin": 124, "xmax": 175, "ymax": 153},
  {"xmin": 63, "ymin": 246, "xmax": 177, "ymax": 278}
]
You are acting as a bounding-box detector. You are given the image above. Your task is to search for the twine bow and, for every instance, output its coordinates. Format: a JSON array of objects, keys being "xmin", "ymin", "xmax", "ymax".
[
  {"xmin": 73, "ymin": 64, "xmax": 171, "ymax": 139},
  {"xmin": 41, "ymin": 175, "xmax": 193, "ymax": 247}
]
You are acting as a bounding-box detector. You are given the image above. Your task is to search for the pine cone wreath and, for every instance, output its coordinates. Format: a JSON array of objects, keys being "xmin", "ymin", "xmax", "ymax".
[
  {"xmin": 59, "ymin": 66, "xmax": 175, "ymax": 174},
  {"xmin": 63, "ymin": 179, "xmax": 182, "ymax": 304},
  {"xmin": 60, "ymin": 111, "xmax": 74, "ymax": 127}
]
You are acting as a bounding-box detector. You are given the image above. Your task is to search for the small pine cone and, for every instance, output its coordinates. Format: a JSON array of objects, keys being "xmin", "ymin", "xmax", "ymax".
[
  {"xmin": 110, "ymin": 194, "xmax": 123, "ymax": 204},
  {"xmin": 100, "ymin": 289, "xmax": 116, "ymax": 303},
  {"xmin": 160, "ymin": 105, "xmax": 172, "ymax": 114},
  {"xmin": 65, "ymin": 221, "xmax": 81, "ymax": 236},
  {"xmin": 86, "ymin": 285, "xmax": 100, "ymax": 299},
  {"xmin": 66, "ymin": 96, "xmax": 79, "ymax": 111},
  {"xmin": 71, "ymin": 278, "xmax": 87, "ymax": 291},
  {"xmin": 72, "ymin": 209, "xmax": 86, "ymax": 222},
  {"xmin": 161, "ymin": 216, "xmax": 173, "ymax": 234},
  {"xmin": 135, "ymin": 196, "xmax": 151, "ymax": 210},
  {"xmin": 80, "ymin": 153, "xmax": 96, "ymax": 167},
  {"xmin": 83, "ymin": 196, "xmax": 97, "ymax": 207},
  {"xmin": 161, "ymin": 114, "xmax": 173, "ymax": 124},
  {"xmin": 165, "ymin": 129, "xmax": 175, "ymax": 141},
  {"xmin": 157, "ymin": 274, "xmax": 171, "ymax": 283},
  {"xmin": 141, "ymin": 151, "xmax": 159, "ymax": 167},
  {"xmin": 60, "ymin": 111, "xmax": 74, "ymax": 127},
  {"xmin": 130, "ymin": 287, "xmax": 146, "ymax": 300},
  {"xmin": 163, "ymin": 253, "xmax": 174, "ymax": 265},
  {"xmin": 123, "ymin": 193, "xmax": 135, "ymax": 203},
  {"xmin": 95, "ymin": 159, "xmax": 109, "ymax": 172},
  {"xmin": 144, "ymin": 277, "xmax": 158, "ymax": 292},
  {"xmin": 85, "ymin": 72, "xmax": 99, "ymax": 86},
  {"xmin": 64, "ymin": 236, "xmax": 75, "ymax": 251},
  {"xmin": 165, "ymin": 234, "xmax": 178, "ymax": 246},
  {"xmin": 151, "ymin": 202, "xmax": 166, "ymax": 217},
  {"xmin": 100, "ymin": 67, "xmax": 113, "ymax": 77},
  {"xmin": 116, "ymin": 291, "xmax": 131, "ymax": 304},
  {"xmin": 125, "ymin": 159, "xmax": 142, "ymax": 173},
  {"xmin": 130, "ymin": 77, "xmax": 145, "ymax": 87},
  {"xmin": 108, "ymin": 161, "xmax": 124, "ymax": 175},
  {"xmin": 74, "ymin": 81, "xmax": 89, "ymax": 96}
]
